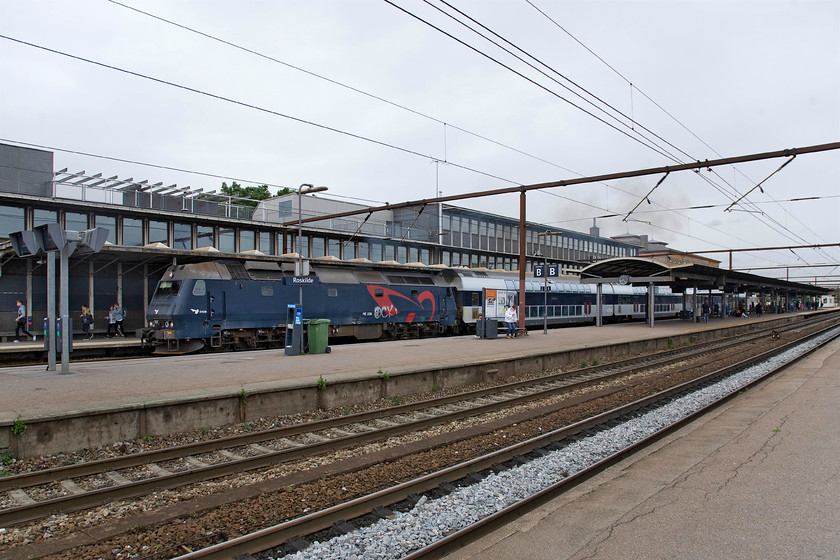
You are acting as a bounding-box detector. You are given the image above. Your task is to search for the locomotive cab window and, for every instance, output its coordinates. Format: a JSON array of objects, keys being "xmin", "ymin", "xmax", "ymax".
[
  {"xmin": 155, "ymin": 281, "xmax": 180, "ymax": 297},
  {"xmin": 192, "ymin": 280, "xmax": 206, "ymax": 297}
]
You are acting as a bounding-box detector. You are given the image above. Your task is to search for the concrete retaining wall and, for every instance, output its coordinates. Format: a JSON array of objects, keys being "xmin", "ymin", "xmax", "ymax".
[{"xmin": 0, "ymin": 314, "xmax": 810, "ymax": 458}]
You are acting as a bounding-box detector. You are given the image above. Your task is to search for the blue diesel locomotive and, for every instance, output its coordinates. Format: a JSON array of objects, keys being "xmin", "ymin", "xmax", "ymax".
[{"xmin": 142, "ymin": 259, "xmax": 458, "ymax": 353}]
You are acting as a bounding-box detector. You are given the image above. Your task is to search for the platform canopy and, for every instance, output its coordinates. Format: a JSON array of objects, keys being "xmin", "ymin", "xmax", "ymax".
[{"xmin": 579, "ymin": 257, "xmax": 829, "ymax": 296}]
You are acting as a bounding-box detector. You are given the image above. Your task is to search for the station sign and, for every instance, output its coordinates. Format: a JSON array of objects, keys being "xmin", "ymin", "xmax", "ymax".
[
  {"xmin": 285, "ymin": 276, "xmax": 321, "ymax": 285},
  {"xmin": 534, "ymin": 264, "xmax": 560, "ymax": 278}
]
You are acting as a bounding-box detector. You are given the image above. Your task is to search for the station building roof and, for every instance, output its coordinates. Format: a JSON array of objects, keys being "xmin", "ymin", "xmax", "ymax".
[{"xmin": 579, "ymin": 257, "xmax": 829, "ymax": 296}]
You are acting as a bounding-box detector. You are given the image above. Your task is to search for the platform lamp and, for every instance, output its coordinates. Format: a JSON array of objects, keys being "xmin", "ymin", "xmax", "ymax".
[
  {"xmin": 297, "ymin": 184, "xmax": 328, "ymax": 353},
  {"xmin": 10, "ymin": 225, "xmax": 109, "ymax": 374}
]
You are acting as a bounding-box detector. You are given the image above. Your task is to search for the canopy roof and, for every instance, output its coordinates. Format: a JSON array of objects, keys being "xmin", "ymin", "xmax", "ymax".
[{"xmin": 580, "ymin": 257, "xmax": 829, "ymax": 295}]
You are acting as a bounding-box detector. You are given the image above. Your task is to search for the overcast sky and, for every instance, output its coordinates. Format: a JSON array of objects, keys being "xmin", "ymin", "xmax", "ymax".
[{"xmin": 1, "ymin": 0, "xmax": 838, "ymax": 283}]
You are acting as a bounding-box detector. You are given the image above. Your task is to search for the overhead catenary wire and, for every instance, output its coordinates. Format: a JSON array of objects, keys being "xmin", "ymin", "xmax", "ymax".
[
  {"xmin": 390, "ymin": 0, "xmax": 823, "ymax": 257},
  {"xmin": 0, "ymin": 35, "xmax": 519, "ymax": 188},
  {"xmin": 88, "ymin": 1, "xmax": 829, "ymax": 263},
  {"xmin": 525, "ymin": 0, "xmax": 834, "ymax": 257}
]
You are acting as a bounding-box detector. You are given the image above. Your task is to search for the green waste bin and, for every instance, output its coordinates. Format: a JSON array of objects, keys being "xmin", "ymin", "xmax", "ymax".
[{"xmin": 306, "ymin": 318, "xmax": 331, "ymax": 354}]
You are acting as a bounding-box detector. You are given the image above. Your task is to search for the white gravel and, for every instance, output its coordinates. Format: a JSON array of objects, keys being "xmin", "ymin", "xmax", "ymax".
[{"xmin": 273, "ymin": 328, "xmax": 839, "ymax": 560}]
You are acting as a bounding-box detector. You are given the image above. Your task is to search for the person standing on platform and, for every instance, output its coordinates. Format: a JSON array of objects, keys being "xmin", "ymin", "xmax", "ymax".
[
  {"xmin": 105, "ymin": 304, "xmax": 116, "ymax": 338},
  {"xmin": 14, "ymin": 299, "xmax": 36, "ymax": 343},
  {"xmin": 701, "ymin": 300, "xmax": 710, "ymax": 324},
  {"xmin": 113, "ymin": 302, "xmax": 125, "ymax": 337},
  {"xmin": 80, "ymin": 306, "xmax": 93, "ymax": 340},
  {"xmin": 505, "ymin": 305, "xmax": 518, "ymax": 338}
]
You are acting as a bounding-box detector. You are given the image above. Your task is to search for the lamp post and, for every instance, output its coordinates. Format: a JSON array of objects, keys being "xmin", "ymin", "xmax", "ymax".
[
  {"xmin": 297, "ymin": 183, "xmax": 328, "ymax": 355},
  {"xmin": 297, "ymin": 183, "xmax": 328, "ymax": 305},
  {"xmin": 537, "ymin": 231, "xmax": 563, "ymax": 335}
]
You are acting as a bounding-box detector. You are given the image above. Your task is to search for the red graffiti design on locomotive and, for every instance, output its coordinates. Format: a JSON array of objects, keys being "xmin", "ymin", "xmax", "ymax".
[{"xmin": 367, "ymin": 285, "xmax": 436, "ymax": 323}]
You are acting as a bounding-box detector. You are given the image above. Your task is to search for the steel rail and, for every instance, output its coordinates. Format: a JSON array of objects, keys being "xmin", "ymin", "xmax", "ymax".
[
  {"xmin": 0, "ymin": 315, "xmax": 833, "ymax": 528},
  {"xmin": 403, "ymin": 325, "xmax": 840, "ymax": 560},
  {"xmin": 171, "ymin": 322, "xmax": 840, "ymax": 560}
]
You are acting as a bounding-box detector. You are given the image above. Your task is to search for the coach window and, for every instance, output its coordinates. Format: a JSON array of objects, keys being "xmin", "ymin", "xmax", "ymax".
[
  {"xmin": 64, "ymin": 211, "xmax": 88, "ymax": 232},
  {"xmin": 259, "ymin": 232, "xmax": 274, "ymax": 255},
  {"xmin": 123, "ymin": 217, "xmax": 144, "ymax": 246},
  {"xmin": 94, "ymin": 215, "xmax": 117, "ymax": 244},
  {"xmin": 240, "ymin": 230, "xmax": 256, "ymax": 253},
  {"xmin": 33, "ymin": 208, "xmax": 57, "ymax": 227},
  {"xmin": 148, "ymin": 220, "xmax": 169, "ymax": 246},
  {"xmin": 219, "ymin": 227, "xmax": 235, "ymax": 253},
  {"xmin": 328, "ymin": 238, "xmax": 341, "ymax": 259},
  {"xmin": 0, "ymin": 205, "xmax": 25, "ymax": 239},
  {"xmin": 173, "ymin": 223, "xmax": 192, "ymax": 250},
  {"xmin": 196, "ymin": 225, "xmax": 215, "ymax": 248}
]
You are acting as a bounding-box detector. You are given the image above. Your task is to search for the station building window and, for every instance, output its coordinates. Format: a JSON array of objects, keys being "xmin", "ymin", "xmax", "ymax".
[
  {"xmin": 421, "ymin": 248, "xmax": 430, "ymax": 264},
  {"xmin": 95, "ymin": 215, "xmax": 117, "ymax": 244},
  {"xmin": 64, "ymin": 211, "xmax": 88, "ymax": 232},
  {"xmin": 219, "ymin": 227, "xmax": 235, "ymax": 253},
  {"xmin": 358, "ymin": 242, "xmax": 369, "ymax": 260},
  {"xmin": 312, "ymin": 236, "xmax": 325, "ymax": 257},
  {"xmin": 344, "ymin": 241, "xmax": 356, "ymax": 260},
  {"xmin": 328, "ymin": 238, "xmax": 341, "ymax": 258},
  {"xmin": 33, "ymin": 208, "xmax": 57, "ymax": 227},
  {"xmin": 397, "ymin": 245, "xmax": 407, "ymax": 263},
  {"xmin": 196, "ymin": 225, "xmax": 215, "ymax": 248},
  {"xmin": 173, "ymin": 223, "xmax": 192, "ymax": 250},
  {"xmin": 148, "ymin": 220, "xmax": 169, "ymax": 246},
  {"xmin": 123, "ymin": 217, "xmax": 143, "ymax": 246},
  {"xmin": 384, "ymin": 244, "xmax": 395, "ymax": 262},
  {"xmin": 297, "ymin": 235, "xmax": 309, "ymax": 258},
  {"xmin": 259, "ymin": 231, "xmax": 274, "ymax": 255},
  {"xmin": 239, "ymin": 230, "xmax": 256, "ymax": 253},
  {"xmin": 0, "ymin": 205, "xmax": 25, "ymax": 239}
]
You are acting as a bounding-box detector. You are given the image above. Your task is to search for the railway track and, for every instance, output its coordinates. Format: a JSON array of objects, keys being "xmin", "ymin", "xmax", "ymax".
[
  {"xmin": 1, "ymin": 314, "xmax": 837, "ymax": 558},
  {"xmin": 171, "ymin": 320, "xmax": 840, "ymax": 560},
  {"xmin": 0, "ymin": 316, "xmax": 827, "ymax": 529}
]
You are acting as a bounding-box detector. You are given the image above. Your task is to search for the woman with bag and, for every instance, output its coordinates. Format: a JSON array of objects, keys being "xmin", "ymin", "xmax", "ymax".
[{"xmin": 80, "ymin": 306, "xmax": 93, "ymax": 340}]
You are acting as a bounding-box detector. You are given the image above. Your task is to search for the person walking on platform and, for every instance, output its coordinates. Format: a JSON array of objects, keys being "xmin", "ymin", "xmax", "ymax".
[
  {"xmin": 14, "ymin": 299, "xmax": 36, "ymax": 343},
  {"xmin": 505, "ymin": 305, "xmax": 518, "ymax": 338},
  {"xmin": 701, "ymin": 300, "xmax": 710, "ymax": 324},
  {"xmin": 80, "ymin": 306, "xmax": 93, "ymax": 339},
  {"xmin": 113, "ymin": 302, "xmax": 125, "ymax": 337},
  {"xmin": 105, "ymin": 304, "xmax": 116, "ymax": 338}
]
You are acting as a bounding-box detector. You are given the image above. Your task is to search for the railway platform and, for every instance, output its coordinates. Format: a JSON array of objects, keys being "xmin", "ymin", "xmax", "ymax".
[
  {"xmin": 0, "ymin": 310, "xmax": 836, "ymax": 458},
  {"xmin": 445, "ymin": 332, "xmax": 840, "ymax": 559}
]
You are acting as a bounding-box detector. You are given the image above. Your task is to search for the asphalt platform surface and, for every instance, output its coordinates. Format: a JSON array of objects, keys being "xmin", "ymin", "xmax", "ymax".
[{"xmin": 445, "ymin": 331, "xmax": 840, "ymax": 560}]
